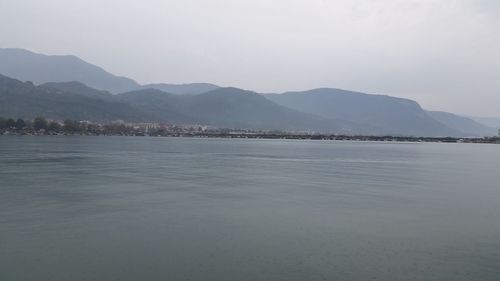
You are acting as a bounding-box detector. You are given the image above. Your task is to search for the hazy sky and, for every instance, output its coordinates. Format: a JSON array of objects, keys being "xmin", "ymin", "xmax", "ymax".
[{"xmin": 1, "ymin": 0, "xmax": 499, "ymax": 116}]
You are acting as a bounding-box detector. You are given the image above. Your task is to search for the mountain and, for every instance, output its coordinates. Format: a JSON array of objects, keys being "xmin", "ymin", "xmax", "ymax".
[
  {"xmin": 0, "ymin": 74, "xmax": 145, "ymax": 121},
  {"xmin": 0, "ymin": 48, "xmax": 140, "ymax": 93},
  {"xmin": 469, "ymin": 116, "xmax": 500, "ymax": 130},
  {"xmin": 0, "ymin": 48, "xmax": 220, "ymax": 95},
  {"xmin": 118, "ymin": 87, "xmax": 367, "ymax": 133},
  {"xmin": 265, "ymin": 88, "xmax": 460, "ymax": 136},
  {"xmin": 426, "ymin": 111, "xmax": 496, "ymax": 137},
  {"xmin": 0, "ymin": 72, "xmax": 469, "ymax": 136},
  {"xmin": 116, "ymin": 89, "xmax": 196, "ymax": 123},
  {"xmin": 0, "ymin": 73, "xmax": 366, "ymax": 133},
  {"xmin": 40, "ymin": 81, "xmax": 113, "ymax": 99},
  {"xmin": 139, "ymin": 83, "xmax": 220, "ymax": 95},
  {"xmin": 0, "ymin": 48, "xmax": 484, "ymax": 136}
]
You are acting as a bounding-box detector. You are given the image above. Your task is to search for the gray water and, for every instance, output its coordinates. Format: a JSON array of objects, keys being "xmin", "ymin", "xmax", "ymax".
[{"xmin": 1, "ymin": 136, "xmax": 500, "ymax": 281}]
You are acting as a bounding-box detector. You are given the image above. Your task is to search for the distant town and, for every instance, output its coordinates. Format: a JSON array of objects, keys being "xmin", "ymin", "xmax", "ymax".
[{"xmin": 1, "ymin": 116, "xmax": 499, "ymax": 144}]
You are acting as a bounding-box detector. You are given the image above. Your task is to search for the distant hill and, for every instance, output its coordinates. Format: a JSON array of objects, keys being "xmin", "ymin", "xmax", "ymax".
[
  {"xmin": 0, "ymin": 48, "xmax": 488, "ymax": 137},
  {"xmin": 139, "ymin": 83, "xmax": 220, "ymax": 95},
  {"xmin": 0, "ymin": 48, "xmax": 220, "ymax": 95},
  {"xmin": 184, "ymin": 88, "xmax": 369, "ymax": 132},
  {"xmin": 469, "ymin": 116, "xmax": 500, "ymax": 129},
  {"xmin": 0, "ymin": 74, "xmax": 145, "ymax": 121},
  {"xmin": 118, "ymin": 87, "xmax": 368, "ymax": 133},
  {"xmin": 116, "ymin": 89, "xmax": 196, "ymax": 123},
  {"xmin": 265, "ymin": 88, "xmax": 460, "ymax": 137},
  {"xmin": 40, "ymin": 81, "xmax": 113, "ymax": 99},
  {"xmin": 426, "ymin": 111, "xmax": 496, "ymax": 137},
  {"xmin": 0, "ymin": 72, "xmax": 472, "ymax": 136},
  {"xmin": 0, "ymin": 74, "xmax": 367, "ymax": 133},
  {"xmin": 0, "ymin": 48, "xmax": 140, "ymax": 93}
]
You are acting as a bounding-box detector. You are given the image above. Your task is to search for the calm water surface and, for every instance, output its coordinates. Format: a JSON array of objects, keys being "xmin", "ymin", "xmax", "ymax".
[{"xmin": 1, "ymin": 136, "xmax": 500, "ymax": 281}]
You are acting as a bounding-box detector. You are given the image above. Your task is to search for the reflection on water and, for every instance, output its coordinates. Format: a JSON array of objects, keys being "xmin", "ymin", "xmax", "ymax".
[{"xmin": 1, "ymin": 136, "xmax": 500, "ymax": 280}]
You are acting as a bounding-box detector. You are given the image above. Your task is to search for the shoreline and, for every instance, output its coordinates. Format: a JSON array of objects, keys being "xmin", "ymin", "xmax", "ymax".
[{"xmin": 2, "ymin": 132, "xmax": 499, "ymax": 144}]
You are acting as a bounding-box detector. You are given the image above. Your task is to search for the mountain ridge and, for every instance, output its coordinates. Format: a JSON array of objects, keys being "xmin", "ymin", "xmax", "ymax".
[
  {"xmin": 265, "ymin": 88, "xmax": 461, "ymax": 137},
  {"xmin": 117, "ymin": 87, "xmax": 371, "ymax": 133},
  {"xmin": 139, "ymin": 83, "xmax": 220, "ymax": 95},
  {"xmin": 0, "ymin": 74, "xmax": 146, "ymax": 122},
  {"xmin": 0, "ymin": 75, "xmax": 369, "ymax": 133},
  {"xmin": 0, "ymin": 48, "xmax": 140, "ymax": 93},
  {"xmin": 426, "ymin": 111, "xmax": 495, "ymax": 137},
  {"xmin": 0, "ymin": 48, "xmax": 492, "ymax": 137},
  {"xmin": 0, "ymin": 48, "xmax": 220, "ymax": 95}
]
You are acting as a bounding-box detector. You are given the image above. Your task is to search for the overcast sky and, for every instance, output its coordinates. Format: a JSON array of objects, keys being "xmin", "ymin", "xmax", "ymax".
[{"xmin": 1, "ymin": 0, "xmax": 499, "ymax": 116}]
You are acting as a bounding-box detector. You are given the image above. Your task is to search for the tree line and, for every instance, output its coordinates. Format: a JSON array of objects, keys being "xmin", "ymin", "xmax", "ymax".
[
  {"xmin": 0, "ymin": 117, "xmax": 137, "ymax": 135},
  {"xmin": 0, "ymin": 117, "xmax": 56, "ymax": 131}
]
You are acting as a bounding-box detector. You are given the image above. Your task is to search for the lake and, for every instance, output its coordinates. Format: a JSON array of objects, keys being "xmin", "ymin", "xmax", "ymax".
[{"xmin": 1, "ymin": 136, "xmax": 500, "ymax": 280}]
